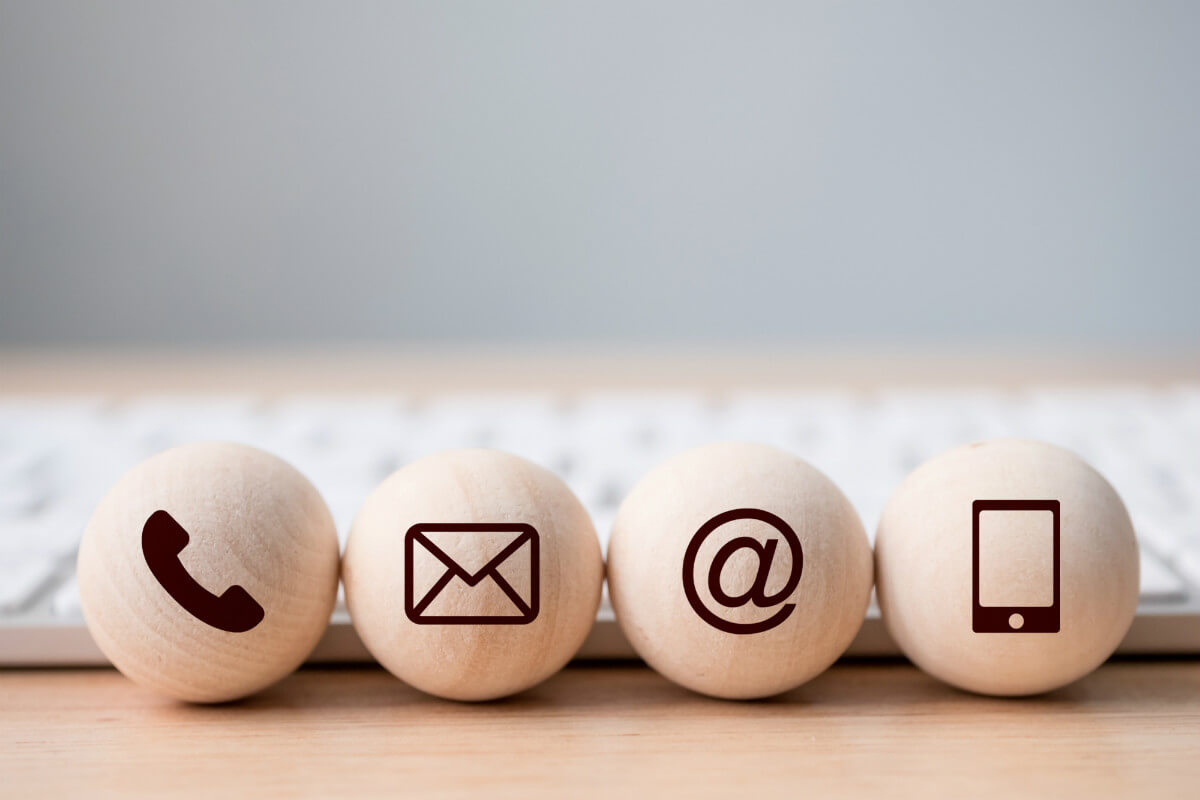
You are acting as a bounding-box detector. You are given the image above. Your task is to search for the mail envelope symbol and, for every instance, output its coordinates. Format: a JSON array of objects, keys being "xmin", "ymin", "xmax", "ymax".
[{"xmin": 404, "ymin": 523, "xmax": 540, "ymax": 625}]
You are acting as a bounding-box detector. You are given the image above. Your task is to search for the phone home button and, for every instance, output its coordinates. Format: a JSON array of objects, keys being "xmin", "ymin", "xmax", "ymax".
[{"xmin": 1008, "ymin": 613, "xmax": 1024, "ymax": 630}]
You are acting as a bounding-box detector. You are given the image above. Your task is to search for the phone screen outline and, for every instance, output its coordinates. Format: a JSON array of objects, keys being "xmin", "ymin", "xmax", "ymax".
[{"xmin": 972, "ymin": 499, "xmax": 1060, "ymax": 634}]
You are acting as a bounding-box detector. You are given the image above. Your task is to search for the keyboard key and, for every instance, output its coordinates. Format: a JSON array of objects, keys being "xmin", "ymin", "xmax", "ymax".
[
  {"xmin": 0, "ymin": 509, "xmax": 89, "ymax": 556},
  {"xmin": 1138, "ymin": 550, "xmax": 1187, "ymax": 601},
  {"xmin": 1177, "ymin": 549, "xmax": 1200, "ymax": 587},
  {"xmin": 111, "ymin": 395, "xmax": 263, "ymax": 450},
  {"xmin": 1131, "ymin": 511, "xmax": 1189, "ymax": 559},
  {"xmin": 0, "ymin": 555, "xmax": 57, "ymax": 612},
  {"xmin": 51, "ymin": 577, "xmax": 81, "ymax": 617},
  {"xmin": 0, "ymin": 477, "xmax": 48, "ymax": 520},
  {"xmin": 323, "ymin": 488, "xmax": 366, "ymax": 549},
  {"xmin": 426, "ymin": 393, "xmax": 569, "ymax": 469},
  {"xmin": 269, "ymin": 395, "xmax": 412, "ymax": 458},
  {"xmin": 0, "ymin": 397, "xmax": 111, "ymax": 453}
]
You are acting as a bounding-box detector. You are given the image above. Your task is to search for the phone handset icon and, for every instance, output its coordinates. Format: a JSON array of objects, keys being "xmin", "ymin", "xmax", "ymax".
[{"xmin": 141, "ymin": 510, "xmax": 265, "ymax": 633}]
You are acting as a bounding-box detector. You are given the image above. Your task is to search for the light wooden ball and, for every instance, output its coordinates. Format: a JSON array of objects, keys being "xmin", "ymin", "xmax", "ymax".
[
  {"xmin": 77, "ymin": 442, "xmax": 340, "ymax": 703},
  {"xmin": 341, "ymin": 449, "xmax": 604, "ymax": 701},
  {"xmin": 607, "ymin": 442, "xmax": 874, "ymax": 699},
  {"xmin": 875, "ymin": 439, "xmax": 1139, "ymax": 696}
]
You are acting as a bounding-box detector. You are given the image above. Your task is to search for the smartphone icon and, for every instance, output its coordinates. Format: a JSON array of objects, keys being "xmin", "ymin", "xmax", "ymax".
[
  {"xmin": 972, "ymin": 499, "xmax": 1060, "ymax": 633},
  {"xmin": 141, "ymin": 510, "xmax": 265, "ymax": 633}
]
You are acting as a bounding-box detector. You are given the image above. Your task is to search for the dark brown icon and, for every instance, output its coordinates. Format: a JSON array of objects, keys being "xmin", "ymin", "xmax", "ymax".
[
  {"xmin": 404, "ymin": 523, "xmax": 540, "ymax": 625},
  {"xmin": 972, "ymin": 499, "xmax": 1060, "ymax": 633},
  {"xmin": 681, "ymin": 508, "xmax": 804, "ymax": 635},
  {"xmin": 141, "ymin": 510, "xmax": 265, "ymax": 633}
]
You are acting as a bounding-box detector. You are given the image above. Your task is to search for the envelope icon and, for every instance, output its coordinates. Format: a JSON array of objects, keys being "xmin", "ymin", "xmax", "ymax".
[{"xmin": 404, "ymin": 523, "xmax": 540, "ymax": 625}]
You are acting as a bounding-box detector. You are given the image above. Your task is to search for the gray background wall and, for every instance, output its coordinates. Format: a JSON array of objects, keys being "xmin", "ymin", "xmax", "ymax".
[{"xmin": 1, "ymin": 1, "xmax": 1197, "ymax": 346}]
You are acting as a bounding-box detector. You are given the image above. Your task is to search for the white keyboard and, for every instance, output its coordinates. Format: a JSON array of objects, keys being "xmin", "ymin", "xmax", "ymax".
[{"xmin": 2, "ymin": 386, "xmax": 1198, "ymax": 664}]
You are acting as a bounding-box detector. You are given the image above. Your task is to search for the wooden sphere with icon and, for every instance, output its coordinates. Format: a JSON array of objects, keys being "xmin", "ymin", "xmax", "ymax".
[
  {"xmin": 607, "ymin": 442, "xmax": 874, "ymax": 700},
  {"xmin": 77, "ymin": 442, "xmax": 340, "ymax": 703},
  {"xmin": 874, "ymin": 439, "xmax": 1139, "ymax": 696},
  {"xmin": 341, "ymin": 449, "xmax": 604, "ymax": 701}
]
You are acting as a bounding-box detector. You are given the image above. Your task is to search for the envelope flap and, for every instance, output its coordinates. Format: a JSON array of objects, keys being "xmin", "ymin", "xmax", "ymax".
[{"xmin": 410, "ymin": 524, "xmax": 536, "ymax": 583}]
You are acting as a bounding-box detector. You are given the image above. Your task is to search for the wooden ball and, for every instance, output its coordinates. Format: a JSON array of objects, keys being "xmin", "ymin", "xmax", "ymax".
[
  {"xmin": 607, "ymin": 442, "xmax": 874, "ymax": 699},
  {"xmin": 874, "ymin": 439, "xmax": 1139, "ymax": 696},
  {"xmin": 77, "ymin": 442, "xmax": 340, "ymax": 702},
  {"xmin": 341, "ymin": 449, "xmax": 604, "ymax": 701}
]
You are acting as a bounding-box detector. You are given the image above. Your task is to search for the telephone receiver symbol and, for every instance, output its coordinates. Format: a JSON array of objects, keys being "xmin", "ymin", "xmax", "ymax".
[{"xmin": 141, "ymin": 510, "xmax": 265, "ymax": 633}]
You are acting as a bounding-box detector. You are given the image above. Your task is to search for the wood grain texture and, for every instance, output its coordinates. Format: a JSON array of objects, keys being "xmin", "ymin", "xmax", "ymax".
[
  {"xmin": 876, "ymin": 440, "xmax": 1140, "ymax": 696},
  {"xmin": 78, "ymin": 443, "xmax": 340, "ymax": 702},
  {"xmin": 343, "ymin": 449, "xmax": 604, "ymax": 701},
  {"xmin": 2, "ymin": 662, "xmax": 1198, "ymax": 798},
  {"xmin": 609, "ymin": 442, "xmax": 873, "ymax": 699}
]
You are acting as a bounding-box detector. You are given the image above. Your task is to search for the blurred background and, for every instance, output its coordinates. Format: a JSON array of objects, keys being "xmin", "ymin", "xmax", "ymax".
[{"xmin": 2, "ymin": 0, "xmax": 1198, "ymax": 349}]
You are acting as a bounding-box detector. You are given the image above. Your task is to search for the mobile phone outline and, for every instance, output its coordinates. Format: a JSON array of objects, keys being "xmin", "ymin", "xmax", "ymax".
[
  {"xmin": 141, "ymin": 509, "xmax": 265, "ymax": 633},
  {"xmin": 972, "ymin": 499, "xmax": 1060, "ymax": 634}
]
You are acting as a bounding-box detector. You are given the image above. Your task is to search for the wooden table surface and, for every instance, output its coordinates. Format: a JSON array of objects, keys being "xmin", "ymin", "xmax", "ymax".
[
  {"xmin": 3, "ymin": 661, "xmax": 1199, "ymax": 798},
  {"xmin": 2, "ymin": 348, "xmax": 1198, "ymax": 796}
]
